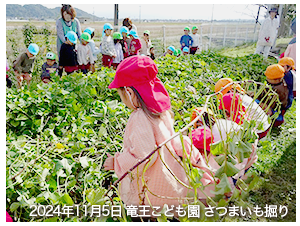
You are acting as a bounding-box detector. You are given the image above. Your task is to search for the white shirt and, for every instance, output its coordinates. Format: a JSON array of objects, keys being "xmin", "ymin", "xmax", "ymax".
[
  {"xmin": 88, "ymin": 40, "xmax": 101, "ymax": 62},
  {"xmin": 140, "ymin": 38, "xmax": 152, "ymax": 56},
  {"xmin": 113, "ymin": 42, "xmax": 124, "ymax": 63},
  {"xmin": 257, "ymin": 17, "xmax": 279, "ymax": 46},
  {"xmin": 239, "ymin": 94, "xmax": 271, "ymax": 133},
  {"xmin": 211, "ymin": 119, "xmax": 242, "ymax": 143},
  {"xmin": 190, "ymin": 33, "xmax": 200, "ymax": 47},
  {"xmin": 77, "ymin": 43, "xmax": 94, "ymax": 65}
]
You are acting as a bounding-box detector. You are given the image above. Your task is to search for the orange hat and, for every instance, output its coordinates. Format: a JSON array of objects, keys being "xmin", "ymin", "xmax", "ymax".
[
  {"xmin": 191, "ymin": 107, "xmax": 214, "ymax": 128},
  {"xmin": 264, "ymin": 64, "xmax": 285, "ymax": 79},
  {"xmin": 214, "ymin": 78, "xmax": 245, "ymax": 96},
  {"xmin": 278, "ymin": 57, "xmax": 295, "ymax": 70}
]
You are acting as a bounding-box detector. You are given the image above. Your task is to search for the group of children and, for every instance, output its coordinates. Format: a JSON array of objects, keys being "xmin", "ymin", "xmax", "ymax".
[
  {"xmin": 8, "ymin": 22, "xmax": 160, "ymax": 88},
  {"xmin": 102, "ymin": 53, "xmax": 296, "ymax": 215}
]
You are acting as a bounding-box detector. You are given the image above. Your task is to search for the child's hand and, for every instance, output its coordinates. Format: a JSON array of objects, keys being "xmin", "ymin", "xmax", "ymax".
[{"xmin": 104, "ymin": 153, "xmax": 114, "ymax": 170}]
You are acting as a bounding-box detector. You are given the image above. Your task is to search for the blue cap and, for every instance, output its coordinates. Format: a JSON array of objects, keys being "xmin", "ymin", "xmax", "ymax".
[
  {"xmin": 129, "ymin": 29, "xmax": 139, "ymax": 39},
  {"xmin": 84, "ymin": 27, "xmax": 95, "ymax": 35},
  {"xmin": 65, "ymin": 31, "xmax": 78, "ymax": 44},
  {"xmin": 120, "ymin": 26, "xmax": 129, "ymax": 35},
  {"xmin": 183, "ymin": 46, "xmax": 189, "ymax": 52},
  {"xmin": 27, "ymin": 43, "xmax": 39, "ymax": 55},
  {"xmin": 167, "ymin": 45, "xmax": 175, "ymax": 52},
  {"xmin": 103, "ymin": 23, "xmax": 113, "ymax": 31}
]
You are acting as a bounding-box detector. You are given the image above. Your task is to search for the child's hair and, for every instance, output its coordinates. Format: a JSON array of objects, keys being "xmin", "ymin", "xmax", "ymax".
[
  {"xmin": 61, "ymin": 4, "xmax": 76, "ymax": 20},
  {"xmin": 90, "ymin": 32, "xmax": 94, "ymax": 39},
  {"xmin": 114, "ymin": 39, "xmax": 120, "ymax": 44},
  {"xmin": 119, "ymin": 86, "xmax": 174, "ymax": 119},
  {"xmin": 123, "ymin": 18, "xmax": 132, "ymax": 27},
  {"xmin": 202, "ymin": 112, "xmax": 215, "ymax": 127}
]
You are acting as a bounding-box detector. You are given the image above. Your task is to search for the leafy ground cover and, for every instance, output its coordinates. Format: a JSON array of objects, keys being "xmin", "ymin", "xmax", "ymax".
[{"xmin": 6, "ymin": 41, "xmax": 296, "ymax": 221}]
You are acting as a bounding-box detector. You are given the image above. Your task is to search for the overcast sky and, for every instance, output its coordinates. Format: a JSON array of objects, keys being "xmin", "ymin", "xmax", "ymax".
[
  {"xmin": 41, "ymin": 4, "xmax": 267, "ymax": 21},
  {"xmin": 38, "ymin": 2, "xmax": 269, "ymax": 21}
]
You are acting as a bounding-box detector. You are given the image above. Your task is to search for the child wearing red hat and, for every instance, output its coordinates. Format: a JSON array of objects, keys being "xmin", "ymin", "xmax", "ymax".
[
  {"xmin": 219, "ymin": 92, "xmax": 248, "ymax": 125},
  {"xmin": 214, "ymin": 78, "xmax": 271, "ymax": 139},
  {"xmin": 104, "ymin": 55, "xmax": 216, "ymax": 214}
]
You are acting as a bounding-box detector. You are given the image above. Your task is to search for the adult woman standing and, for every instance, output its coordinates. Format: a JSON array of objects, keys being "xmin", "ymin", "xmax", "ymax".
[
  {"xmin": 122, "ymin": 18, "xmax": 138, "ymax": 49},
  {"xmin": 56, "ymin": 4, "xmax": 82, "ymax": 57},
  {"xmin": 254, "ymin": 7, "xmax": 279, "ymax": 58}
]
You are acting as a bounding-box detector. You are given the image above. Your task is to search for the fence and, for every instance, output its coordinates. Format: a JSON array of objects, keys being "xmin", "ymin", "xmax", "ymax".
[
  {"xmin": 6, "ymin": 21, "xmax": 261, "ymax": 59},
  {"xmin": 133, "ymin": 22, "xmax": 260, "ymax": 56}
]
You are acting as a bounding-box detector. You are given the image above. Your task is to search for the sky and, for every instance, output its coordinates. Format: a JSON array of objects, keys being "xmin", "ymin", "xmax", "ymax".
[
  {"xmin": 40, "ymin": 3, "xmax": 267, "ymax": 21},
  {"xmin": 11, "ymin": 0, "xmax": 271, "ymax": 22}
]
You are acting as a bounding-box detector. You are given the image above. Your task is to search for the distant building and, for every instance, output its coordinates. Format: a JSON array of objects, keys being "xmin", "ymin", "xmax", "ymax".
[{"xmin": 78, "ymin": 17, "xmax": 91, "ymax": 24}]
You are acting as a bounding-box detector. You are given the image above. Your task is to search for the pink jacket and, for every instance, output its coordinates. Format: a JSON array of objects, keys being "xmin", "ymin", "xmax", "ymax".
[
  {"xmin": 112, "ymin": 108, "xmax": 216, "ymax": 208},
  {"xmin": 129, "ymin": 38, "xmax": 142, "ymax": 56}
]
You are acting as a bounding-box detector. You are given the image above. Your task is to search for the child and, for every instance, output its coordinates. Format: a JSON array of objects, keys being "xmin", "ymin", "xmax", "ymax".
[
  {"xmin": 191, "ymin": 107, "xmax": 241, "ymax": 144},
  {"xmin": 278, "ymin": 57, "xmax": 296, "ymax": 108},
  {"xmin": 190, "ymin": 106, "xmax": 257, "ymax": 186},
  {"xmin": 215, "ymin": 78, "xmax": 271, "ymax": 139},
  {"xmin": 6, "ymin": 59, "xmax": 12, "ymax": 88},
  {"xmin": 149, "ymin": 45, "xmax": 155, "ymax": 60},
  {"xmin": 182, "ymin": 47, "xmax": 189, "ymax": 55},
  {"xmin": 104, "ymin": 55, "xmax": 215, "ymax": 213},
  {"xmin": 13, "ymin": 43, "xmax": 39, "ymax": 89},
  {"xmin": 77, "ymin": 32, "xmax": 94, "ymax": 74},
  {"xmin": 58, "ymin": 31, "xmax": 78, "ymax": 77},
  {"xmin": 180, "ymin": 27, "xmax": 193, "ymax": 51},
  {"xmin": 119, "ymin": 26, "xmax": 130, "ymax": 58},
  {"xmin": 219, "ymin": 92, "xmax": 247, "ymax": 125},
  {"xmin": 41, "ymin": 52, "xmax": 58, "ymax": 83},
  {"xmin": 191, "ymin": 127, "xmax": 214, "ymax": 155},
  {"xmin": 174, "ymin": 49, "xmax": 181, "ymax": 57},
  {"xmin": 128, "ymin": 30, "xmax": 142, "ymax": 56},
  {"xmin": 140, "ymin": 30, "xmax": 152, "ymax": 56},
  {"xmin": 163, "ymin": 46, "xmax": 175, "ymax": 56},
  {"xmin": 84, "ymin": 27, "xmax": 100, "ymax": 73},
  {"xmin": 112, "ymin": 32, "xmax": 124, "ymax": 69},
  {"xmin": 190, "ymin": 26, "xmax": 200, "ymax": 55},
  {"xmin": 263, "ymin": 64, "xmax": 289, "ymax": 127},
  {"xmin": 101, "ymin": 23, "xmax": 117, "ymax": 67}
]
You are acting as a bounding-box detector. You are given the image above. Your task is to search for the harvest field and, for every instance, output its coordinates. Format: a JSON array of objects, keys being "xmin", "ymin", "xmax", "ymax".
[{"xmin": 6, "ymin": 22, "xmax": 296, "ymax": 222}]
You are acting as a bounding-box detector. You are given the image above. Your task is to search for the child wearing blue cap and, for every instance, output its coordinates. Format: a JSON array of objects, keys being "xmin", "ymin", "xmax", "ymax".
[
  {"xmin": 58, "ymin": 31, "xmax": 78, "ymax": 76},
  {"xmin": 183, "ymin": 46, "xmax": 189, "ymax": 55},
  {"xmin": 13, "ymin": 43, "xmax": 39, "ymax": 88},
  {"xmin": 101, "ymin": 23, "xmax": 117, "ymax": 67},
  {"xmin": 163, "ymin": 46, "xmax": 175, "ymax": 56},
  {"xmin": 84, "ymin": 27, "xmax": 100, "ymax": 73},
  {"xmin": 120, "ymin": 26, "xmax": 130, "ymax": 58},
  {"xmin": 128, "ymin": 30, "xmax": 142, "ymax": 56}
]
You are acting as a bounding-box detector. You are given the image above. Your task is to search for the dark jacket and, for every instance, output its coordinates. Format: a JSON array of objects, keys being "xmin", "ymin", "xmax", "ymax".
[{"xmin": 59, "ymin": 43, "xmax": 78, "ymax": 67}]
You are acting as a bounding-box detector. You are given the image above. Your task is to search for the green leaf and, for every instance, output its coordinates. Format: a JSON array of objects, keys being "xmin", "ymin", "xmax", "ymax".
[
  {"xmin": 215, "ymin": 161, "xmax": 240, "ymax": 178},
  {"xmin": 98, "ymin": 126, "xmax": 107, "ymax": 137},
  {"xmin": 210, "ymin": 141, "xmax": 225, "ymax": 156},
  {"xmin": 85, "ymin": 188, "xmax": 108, "ymax": 206},
  {"xmin": 61, "ymin": 89, "xmax": 70, "ymax": 95},
  {"xmin": 210, "ymin": 173, "xmax": 232, "ymax": 196},
  {"xmin": 61, "ymin": 193, "xmax": 74, "ymax": 206},
  {"xmin": 214, "ymin": 155, "xmax": 225, "ymax": 166},
  {"xmin": 44, "ymin": 217, "xmax": 59, "ymax": 222},
  {"xmin": 90, "ymin": 87, "xmax": 97, "ymax": 95},
  {"xmin": 10, "ymin": 202, "xmax": 20, "ymax": 212}
]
